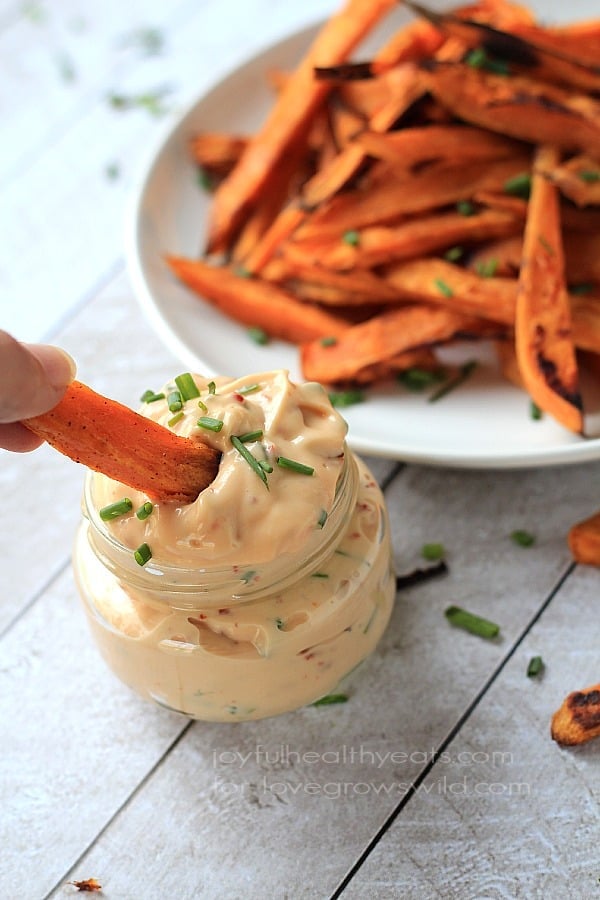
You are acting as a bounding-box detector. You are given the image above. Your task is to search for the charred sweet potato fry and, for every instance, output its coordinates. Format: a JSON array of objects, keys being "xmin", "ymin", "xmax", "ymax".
[
  {"xmin": 23, "ymin": 381, "xmax": 221, "ymax": 504},
  {"xmin": 515, "ymin": 144, "xmax": 583, "ymax": 434},
  {"xmin": 551, "ymin": 683, "xmax": 600, "ymax": 746},
  {"xmin": 567, "ymin": 510, "xmax": 600, "ymax": 566}
]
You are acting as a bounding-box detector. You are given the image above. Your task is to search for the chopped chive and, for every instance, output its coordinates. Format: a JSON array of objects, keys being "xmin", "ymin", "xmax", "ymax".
[
  {"xmin": 434, "ymin": 278, "xmax": 454, "ymax": 298},
  {"xmin": 320, "ymin": 336, "xmax": 338, "ymax": 347},
  {"xmin": 197, "ymin": 416, "xmax": 223, "ymax": 432},
  {"xmin": 234, "ymin": 264, "xmax": 251, "ymax": 278},
  {"xmin": 504, "ymin": 172, "xmax": 531, "ymax": 199},
  {"xmin": 538, "ymin": 235, "xmax": 555, "ymax": 256},
  {"xmin": 134, "ymin": 542, "xmax": 152, "ymax": 566},
  {"xmin": 328, "ymin": 389, "xmax": 365, "ymax": 407},
  {"xmin": 99, "ymin": 498, "xmax": 133, "ymax": 521},
  {"xmin": 510, "ymin": 529, "xmax": 535, "ymax": 547},
  {"xmin": 527, "ymin": 655, "xmax": 544, "ymax": 677},
  {"xmin": 445, "ymin": 605, "xmax": 500, "ymax": 639},
  {"xmin": 569, "ymin": 282, "xmax": 594, "ymax": 296},
  {"xmin": 342, "ymin": 230, "xmax": 360, "ymax": 246},
  {"xmin": 240, "ymin": 569, "xmax": 257, "ymax": 584},
  {"xmin": 167, "ymin": 390, "xmax": 183, "ymax": 412},
  {"xmin": 397, "ymin": 367, "xmax": 445, "ymax": 392},
  {"xmin": 317, "ymin": 509, "xmax": 328, "ymax": 529},
  {"xmin": 312, "ymin": 694, "xmax": 348, "ymax": 706},
  {"xmin": 428, "ymin": 360, "xmax": 477, "ymax": 403},
  {"xmin": 475, "ymin": 257, "xmax": 498, "ymax": 278},
  {"xmin": 237, "ymin": 430, "xmax": 263, "ymax": 443},
  {"xmin": 207, "ymin": 381, "xmax": 216, "ymax": 395},
  {"xmin": 174, "ymin": 373, "xmax": 200, "ymax": 400},
  {"xmin": 105, "ymin": 161, "xmax": 120, "ymax": 181},
  {"xmin": 247, "ymin": 326, "xmax": 269, "ymax": 345},
  {"xmin": 578, "ymin": 169, "xmax": 600, "ymax": 183},
  {"xmin": 444, "ymin": 245, "xmax": 463, "ymax": 262},
  {"xmin": 136, "ymin": 501, "xmax": 154, "ymax": 520},
  {"xmin": 311, "ymin": 572, "xmax": 329, "ymax": 578},
  {"xmin": 422, "ymin": 542, "xmax": 445, "ymax": 561},
  {"xmin": 238, "ymin": 383, "xmax": 261, "ymax": 395},
  {"xmin": 168, "ymin": 410, "xmax": 184, "ymax": 427},
  {"xmin": 140, "ymin": 390, "xmax": 165, "ymax": 403},
  {"xmin": 465, "ymin": 47, "xmax": 509, "ymax": 74},
  {"xmin": 231, "ymin": 435, "xmax": 269, "ymax": 487},
  {"xmin": 258, "ymin": 459, "xmax": 273, "ymax": 473},
  {"xmin": 530, "ymin": 400, "xmax": 543, "ymax": 420},
  {"xmin": 456, "ymin": 200, "xmax": 475, "ymax": 216},
  {"xmin": 277, "ymin": 457, "xmax": 315, "ymax": 476},
  {"xmin": 197, "ymin": 167, "xmax": 214, "ymax": 192},
  {"xmin": 275, "ymin": 617, "xmax": 284, "ymax": 630},
  {"xmin": 197, "ymin": 399, "xmax": 208, "ymax": 413}
]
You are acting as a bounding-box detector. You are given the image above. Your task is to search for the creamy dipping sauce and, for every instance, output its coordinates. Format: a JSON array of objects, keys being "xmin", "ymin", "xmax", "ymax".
[{"xmin": 74, "ymin": 371, "xmax": 395, "ymax": 721}]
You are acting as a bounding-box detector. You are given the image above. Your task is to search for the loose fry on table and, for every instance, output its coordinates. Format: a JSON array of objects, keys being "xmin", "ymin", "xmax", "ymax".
[
  {"xmin": 515, "ymin": 144, "xmax": 583, "ymax": 434},
  {"xmin": 206, "ymin": 0, "xmax": 398, "ymax": 255},
  {"xmin": 567, "ymin": 510, "xmax": 600, "ymax": 566},
  {"xmin": 165, "ymin": 256, "xmax": 349, "ymax": 344},
  {"xmin": 23, "ymin": 382, "xmax": 221, "ymax": 505},
  {"xmin": 551, "ymin": 683, "xmax": 600, "ymax": 746}
]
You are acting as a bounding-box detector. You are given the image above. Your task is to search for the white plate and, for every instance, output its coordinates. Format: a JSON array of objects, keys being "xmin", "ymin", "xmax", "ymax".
[{"xmin": 126, "ymin": 5, "xmax": 600, "ymax": 469}]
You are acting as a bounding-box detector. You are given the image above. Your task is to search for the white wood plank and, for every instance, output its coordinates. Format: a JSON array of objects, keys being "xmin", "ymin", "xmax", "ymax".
[
  {"xmin": 40, "ymin": 461, "xmax": 600, "ymax": 898},
  {"xmin": 341, "ymin": 564, "xmax": 600, "ymax": 899}
]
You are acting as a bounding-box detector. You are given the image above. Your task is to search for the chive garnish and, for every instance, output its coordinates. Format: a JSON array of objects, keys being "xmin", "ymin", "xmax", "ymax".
[
  {"xmin": 511, "ymin": 529, "xmax": 535, "ymax": 547},
  {"xmin": 578, "ymin": 170, "xmax": 600, "ymax": 183},
  {"xmin": 328, "ymin": 389, "xmax": 365, "ymax": 407},
  {"xmin": 318, "ymin": 509, "xmax": 328, "ymax": 529},
  {"xmin": 422, "ymin": 542, "xmax": 445, "ymax": 561},
  {"xmin": 237, "ymin": 430, "xmax": 263, "ymax": 443},
  {"xmin": 175, "ymin": 373, "xmax": 200, "ymax": 400},
  {"xmin": 197, "ymin": 168, "xmax": 214, "ymax": 192},
  {"xmin": 277, "ymin": 457, "xmax": 315, "ymax": 476},
  {"xmin": 342, "ymin": 230, "xmax": 360, "ymax": 246},
  {"xmin": 234, "ymin": 265, "xmax": 251, "ymax": 279},
  {"xmin": 238, "ymin": 383, "xmax": 261, "ymax": 395},
  {"xmin": 398, "ymin": 367, "xmax": 445, "ymax": 392},
  {"xmin": 445, "ymin": 605, "xmax": 500, "ymax": 639},
  {"xmin": 475, "ymin": 257, "xmax": 498, "ymax": 278},
  {"xmin": 456, "ymin": 200, "xmax": 475, "ymax": 216},
  {"xmin": 538, "ymin": 235, "xmax": 555, "ymax": 256},
  {"xmin": 504, "ymin": 172, "xmax": 531, "ymax": 199},
  {"xmin": 197, "ymin": 399, "xmax": 208, "ymax": 413},
  {"xmin": 530, "ymin": 400, "xmax": 543, "ymax": 420},
  {"xmin": 167, "ymin": 390, "xmax": 183, "ymax": 412},
  {"xmin": 527, "ymin": 655, "xmax": 544, "ymax": 677},
  {"xmin": 465, "ymin": 47, "xmax": 509, "ymax": 74},
  {"xmin": 312, "ymin": 694, "xmax": 348, "ymax": 706},
  {"xmin": 168, "ymin": 411, "xmax": 184, "ymax": 427},
  {"xmin": 136, "ymin": 501, "xmax": 154, "ymax": 521},
  {"xmin": 207, "ymin": 381, "xmax": 216, "ymax": 395},
  {"xmin": 134, "ymin": 542, "xmax": 152, "ymax": 566},
  {"xmin": 320, "ymin": 336, "xmax": 338, "ymax": 347},
  {"xmin": 197, "ymin": 416, "xmax": 223, "ymax": 432},
  {"xmin": 428, "ymin": 360, "xmax": 477, "ymax": 402},
  {"xmin": 231, "ymin": 435, "xmax": 269, "ymax": 487},
  {"xmin": 99, "ymin": 498, "xmax": 133, "ymax": 521},
  {"xmin": 247, "ymin": 326, "xmax": 269, "ymax": 345},
  {"xmin": 569, "ymin": 282, "xmax": 594, "ymax": 296},
  {"xmin": 140, "ymin": 390, "xmax": 165, "ymax": 403},
  {"xmin": 434, "ymin": 278, "xmax": 454, "ymax": 298},
  {"xmin": 444, "ymin": 246, "xmax": 463, "ymax": 262},
  {"xmin": 258, "ymin": 459, "xmax": 273, "ymax": 473}
]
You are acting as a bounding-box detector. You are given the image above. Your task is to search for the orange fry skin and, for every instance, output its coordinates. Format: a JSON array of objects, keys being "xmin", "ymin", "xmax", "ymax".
[
  {"xmin": 23, "ymin": 381, "xmax": 221, "ymax": 505},
  {"xmin": 568, "ymin": 510, "xmax": 600, "ymax": 566},
  {"xmin": 551, "ymin": 683, "xmax": 600, "ymax": 746}
]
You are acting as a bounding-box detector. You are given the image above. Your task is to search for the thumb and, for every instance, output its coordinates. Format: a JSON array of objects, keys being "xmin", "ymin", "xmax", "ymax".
[{"xmin": 0, "ymin": 330, "xmax": 77, "ymax": 423}]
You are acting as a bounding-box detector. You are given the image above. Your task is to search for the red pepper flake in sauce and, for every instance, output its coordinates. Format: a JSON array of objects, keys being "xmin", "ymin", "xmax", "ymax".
[
  {"xmin": 67, "ymin": 879, "xmax": 102, "ymax": 893},
  {"xmin": 218, "ymin": 608, "xmax": 231, "ymax": 615},
  {"xmin": 233, "ymin": 393, "xmax": 245, "ymax": 402}
]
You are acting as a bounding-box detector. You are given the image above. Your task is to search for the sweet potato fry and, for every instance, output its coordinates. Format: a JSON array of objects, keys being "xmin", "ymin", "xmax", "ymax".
[
  {"xmin": 515, "ymin": 144, "xmax": 583, "ymax": 434},
  {"xmin": 538, "ymin": 154, "xmax": 600, "ymax": 208},
  {"xmin": 189, "ymin": 133, "xmax": 248, "ymax": 180},
  {"xmin": 166, "ymin": 256, "xmax": 349, "ymax": 343},
  {"xmin": 568, "ymin": 510, "xmax": 600, "ymax": 566},
  {"xmin": 551, "ymin": 683, "xmax": 600, "ymax": 746},
  {"xmin": 23, "ymin": 381, "xmax": 221, "ymax": 505},
  {"xmin": 206, "ymin": 0, "xmax": 397, "ymax": 254},
  {"xmin": 424, "ymin": 62, "xmax": 600, "ymax": 155},
  {"xmin": 301, "ymin": 304, "xmax": 507, "ymax": 384}
]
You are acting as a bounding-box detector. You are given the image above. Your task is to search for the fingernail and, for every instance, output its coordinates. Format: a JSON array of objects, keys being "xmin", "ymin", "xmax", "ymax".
[{"xmin": 30, "ymin": 345, "xmax": 77, "ymax": 389}]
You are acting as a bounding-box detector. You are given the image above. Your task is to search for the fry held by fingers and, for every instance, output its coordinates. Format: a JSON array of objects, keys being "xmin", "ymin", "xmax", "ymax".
[{"xmin": 23, "ymin": 381, "xmax": 221, "ymax": 505}]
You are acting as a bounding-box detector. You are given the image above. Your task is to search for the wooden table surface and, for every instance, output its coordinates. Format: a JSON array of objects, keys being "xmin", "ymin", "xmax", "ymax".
[{"xmin": 1, "ymin": 1, "xmax": 599, "ymax": 898}]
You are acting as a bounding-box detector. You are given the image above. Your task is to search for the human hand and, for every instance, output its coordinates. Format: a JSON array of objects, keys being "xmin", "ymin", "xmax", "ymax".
[{"xmin": 0, "ymin": 330, "xmax": 76, "ymax": 452}]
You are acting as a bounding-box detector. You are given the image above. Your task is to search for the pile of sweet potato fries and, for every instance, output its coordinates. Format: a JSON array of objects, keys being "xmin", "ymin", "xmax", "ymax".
[{"xmin": 166, "ymin": 0, "xmax": 600, "ymax": 436}]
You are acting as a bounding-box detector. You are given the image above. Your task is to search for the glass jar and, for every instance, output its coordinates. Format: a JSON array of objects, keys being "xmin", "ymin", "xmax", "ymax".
[{"xmin": 73, "ymin": 450, "xmax": 395, "ymax": 722}]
